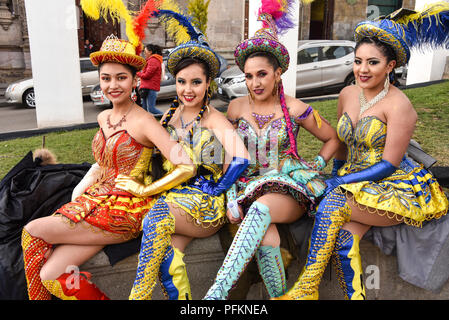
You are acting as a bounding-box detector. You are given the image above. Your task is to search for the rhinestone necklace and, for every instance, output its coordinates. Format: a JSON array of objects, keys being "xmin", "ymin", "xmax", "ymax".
[
  {"xmin": 359, "ymin": 79, "xmax": 389, "ymax": 116},
  {"xmin": 107, "ymin": 103, "xmax": 134, "ymax": 130}
]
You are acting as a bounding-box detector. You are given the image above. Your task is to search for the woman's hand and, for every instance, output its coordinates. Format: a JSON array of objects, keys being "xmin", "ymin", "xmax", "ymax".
[
  {"xmin": 115, "ymin": 174, "xmax": 145, "ymax": 196},
  {"xmin": 226, "ymin": 202, "xmax": 244, "ymax": 224}
]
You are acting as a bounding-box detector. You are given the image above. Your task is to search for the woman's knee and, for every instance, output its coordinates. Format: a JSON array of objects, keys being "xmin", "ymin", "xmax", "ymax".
[
  {"xmin": 23, "ymin": 218, "xmax": 45, "ymax": 239},
  {"xmin": 260, "ymin": 224, "xmax": 280, "ymax": 247}
]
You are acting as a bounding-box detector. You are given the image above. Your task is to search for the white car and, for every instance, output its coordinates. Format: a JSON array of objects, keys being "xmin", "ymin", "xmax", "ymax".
[
  {"xmin": 217, "ymin": 40, "xmax": 406, "ymax": 101},
  {"xmin": 5, "ymin": 58, "xmax": 99, "ymax": 108}
]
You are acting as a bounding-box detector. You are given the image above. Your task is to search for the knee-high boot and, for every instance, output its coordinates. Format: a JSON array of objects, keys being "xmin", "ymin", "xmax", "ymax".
[
  {"xmin": 255, "ymin": 245, "xmax": 287, "ymax": 298},
  {"xmin": 274, "ymin": 190, "xmax": 351, "ymax": 300},
  {"xmin": 159, "ymin": 246, "xmax": 191, "ymax": 300},
  {"xmin": 129, "ymin": 198, "xmax": 175, "ymax": 300},
  {"xmin": 332, "ymin": 229, "xmax": 366, "ymax": 300},
  {"xmin": 21, "ymin": 228, "xmax": 53, "ymax": 300},
  {"xmin": 204, "ymin": 201, "xmax": 271, "ymax": 300},
  {"xmin": 42, "ymin": 271, "xmax": 109, "ymax": 300}
]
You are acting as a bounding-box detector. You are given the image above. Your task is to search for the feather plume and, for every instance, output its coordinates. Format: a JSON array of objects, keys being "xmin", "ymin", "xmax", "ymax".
[
  {"xmin": 133, "ymin": 0, "xmax": 162, "ymax": 43},
  {"xmin": 80, "ymin": 0, "xmax": 140, "ymax": 49},
  {"xmin": 396, "ymin": 2, "xmax": 449, "ymax": 51},
  {"xmin": 154, "ymin": 9, "xmax": 201, "ymax": 45},
  {"xmin": 258, "ymin": 0, "xmax": 314, "ymax": 35}
]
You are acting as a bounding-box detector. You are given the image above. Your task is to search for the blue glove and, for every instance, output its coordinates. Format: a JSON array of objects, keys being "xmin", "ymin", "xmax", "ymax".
[
  {"xmin": 331, "ymin": 159, "xmax": 346, "ymax": 177},
  {"xmin": 324, "ymin": 159, "xmax": 396, "ymax": 195},
  {"xmin": 196, "ymin": 157, "xmax": 249, "ymax": 197}
]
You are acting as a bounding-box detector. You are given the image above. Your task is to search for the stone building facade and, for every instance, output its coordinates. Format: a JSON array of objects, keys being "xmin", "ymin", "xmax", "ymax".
[{"xmin": 0, "ymin": 0, "xmax": 416, "ymax": 84}]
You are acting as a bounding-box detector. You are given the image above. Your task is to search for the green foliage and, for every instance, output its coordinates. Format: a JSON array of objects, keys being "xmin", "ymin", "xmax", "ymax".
[{"xmin": 187, "ymin": 0, "xmax": 211, "ymax": 36}]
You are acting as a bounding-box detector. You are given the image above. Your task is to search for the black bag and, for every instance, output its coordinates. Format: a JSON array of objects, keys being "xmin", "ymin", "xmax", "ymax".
[{"xmin": 0, "ymin": 152, "xmax": 90, "ymax": 299}]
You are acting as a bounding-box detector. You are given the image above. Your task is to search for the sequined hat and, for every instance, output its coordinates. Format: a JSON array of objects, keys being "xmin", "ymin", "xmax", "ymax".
[
  {"xmin": 81, "ymin": 0, "xmax": 146, "ymax": 71},
  {"xmin": 90, "ymin": 35, "xmax": 147, "ymax": 71},
  {"xmin": 354, "ymin": 3, "xmax": 449, "ymax": 67},
  {"xmin": 234, "ymin": 13, "xmax": 290, "ymax": 74},
  {"xmin": 153, "ymin": 9, "xmax": 220, "ymax": 79}
]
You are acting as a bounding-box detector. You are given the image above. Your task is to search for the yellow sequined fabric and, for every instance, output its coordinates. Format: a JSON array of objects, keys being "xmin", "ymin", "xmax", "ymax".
[
  {"xmin": 162, "ymin": 125, "xmax": 226, "ymax": 227},
  {"xmin": 337, "ymin": 113, "xmax": 448, "ymax": 226}
]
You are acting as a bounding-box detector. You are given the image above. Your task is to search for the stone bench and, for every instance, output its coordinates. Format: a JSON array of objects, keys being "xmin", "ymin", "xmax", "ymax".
[{"xmin": 81, "ymin": 233, "xmax": 449, "ymax": 300}]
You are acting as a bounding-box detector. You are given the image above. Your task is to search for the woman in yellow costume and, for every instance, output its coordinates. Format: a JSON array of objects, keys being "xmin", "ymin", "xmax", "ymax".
[
  {"xmin": 115, "ymin": 6, "xmax": 250, "ymax": 300},
  {"xmin": 275, "ymin": 3, "xmax": 449, "ymax": 300},
  {"xmin": 21, "ymin": 0, "xmax": 197, "ymax": 300}
]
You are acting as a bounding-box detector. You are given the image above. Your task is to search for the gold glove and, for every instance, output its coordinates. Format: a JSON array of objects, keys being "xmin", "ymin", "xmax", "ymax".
[{"xmin": 115, "ymin": 164, "xmax": 196, "ymax": 197}]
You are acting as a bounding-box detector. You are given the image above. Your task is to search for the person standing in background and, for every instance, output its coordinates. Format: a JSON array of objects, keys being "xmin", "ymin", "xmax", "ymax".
[
  {"xmin": 84, "ymin": 39, "xmax": 94, "ymax": 56},
  {"xmin": 138, "ymin": 44, "xmax": 164, "ymax": 115}
]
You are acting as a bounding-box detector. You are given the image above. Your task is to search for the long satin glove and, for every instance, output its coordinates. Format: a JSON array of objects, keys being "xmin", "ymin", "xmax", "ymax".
[
  {"xmin": 71, "ymin": 162, "xmax": 101, "ymax": 201},
  {"xmin": 115, "ymin": 163, "xmax": 196, "ymax": 197},
  {"xmin": 324, "ymin": 159, "xmax": 396, "ymax": 194},
  {"xmin": 331, "ymin": 159, "xmax": 346, "ymax": 177},
  {"xmin": 197, "ymin": 157, "xmax": 249, "ymax": 196}
]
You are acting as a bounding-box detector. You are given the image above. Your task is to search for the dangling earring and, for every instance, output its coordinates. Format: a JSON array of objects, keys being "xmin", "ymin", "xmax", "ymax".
[
  {"xmin": 131, "ymin": 87, "xmax": 137, "ymax": 102},
  {"xmin": 272, "ymin": 79, "xmax": 279, "ymax": 97},
  {"xmin": 247, "ymin": 84, "xmax": 254, "ymax": 103},
  {"xmin": 384, "ymin": 74, "xmax": 390, "ymax": 90}
]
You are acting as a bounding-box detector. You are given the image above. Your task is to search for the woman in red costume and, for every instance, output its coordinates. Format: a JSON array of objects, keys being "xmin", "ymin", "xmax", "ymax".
[{"xmin": 20, "ymin": 2, "xmax": 196, "ymax": 300}]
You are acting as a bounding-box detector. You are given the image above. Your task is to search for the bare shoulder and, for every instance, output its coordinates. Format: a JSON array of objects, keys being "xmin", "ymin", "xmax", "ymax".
[
  {"xmin": 285, "ymin": 95, "xmax": 310, "ymax": 117},
  {"xmin": 339, "ymin": 85, "xmax": 360, "ymax": 101},
  {"xmin": 227, "ymin": 97, "xmax": 246, "ymax": 120},
  {"xmin": 204, "ymin": 105, "xmax": 233, "ymax": 128},
  {"xmin": 97, "ymin": 109, "xmax": 110, "ymax": 127},
  {"xmin": 385, "ymin": 87, "xmax": 417, "ymax": 121}
]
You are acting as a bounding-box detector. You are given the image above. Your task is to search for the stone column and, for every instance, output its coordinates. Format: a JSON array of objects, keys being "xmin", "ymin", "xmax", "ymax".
[{"xmin": 24, "ymin": 0, "xmax": 84, "ymax": 128}]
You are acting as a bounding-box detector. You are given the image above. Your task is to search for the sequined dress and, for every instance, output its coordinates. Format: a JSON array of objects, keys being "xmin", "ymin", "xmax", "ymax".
[
  {"xmin": 161, "ymin": 123, "xmax": 227, "ymax": 227},
  {"xmin": 231, "ymin": 115, "xmax": 326, "ymax": 214},
  {"xmin": 336, "ymin": 113, "xmax": 448, "ymax": 226},
  {"xmin": 55, "ymin": 129, "xmax": 156, "ymax": 238}
]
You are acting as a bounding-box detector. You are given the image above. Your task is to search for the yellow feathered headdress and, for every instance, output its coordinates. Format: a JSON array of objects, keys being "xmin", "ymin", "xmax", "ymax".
[{"xmin": 80, "ymin": 0, "xmax": 146, "ymax": 70}]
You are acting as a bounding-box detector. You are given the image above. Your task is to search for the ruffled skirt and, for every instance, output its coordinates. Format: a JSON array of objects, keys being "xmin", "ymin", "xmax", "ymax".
[
  {"xmin": 55, "ymin": 192, "xmax": 156, "ymax": 239},
  {"xmin": 235, "ymin": 158, "xmax": 327, "ymax": 215},
  {"xmin": 339, "ymin": 158, "xmax": 448, "ymax": 227}
]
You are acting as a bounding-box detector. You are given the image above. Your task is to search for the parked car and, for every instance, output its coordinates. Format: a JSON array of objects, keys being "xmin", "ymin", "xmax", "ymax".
[
  {"xmin": 91, "ymin": 52, "xmax": 229, "ymax": 107},
  {"xmin": 4, "ymin": 57, "xmax": 99, "ymax": 108},
  {"xmin": 216, "ymin": 39, "xmax": 405, "ymax": 101}
]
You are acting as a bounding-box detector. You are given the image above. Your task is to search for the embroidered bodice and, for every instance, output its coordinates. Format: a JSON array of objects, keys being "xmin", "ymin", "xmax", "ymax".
[
  {"xmin": 88, "ymin": 129, "xmax": 154, "ymax": 196},
  {"xmin": 166, "ymin": 124, "xmax": 223, "ymax": 180},
  {"xmin": 337, "ymin": 112, "xmax": 387, "ymax": 174},
  {"xmin": 236, "ymin": 116, "xmax": 300, "ymax": 176}
]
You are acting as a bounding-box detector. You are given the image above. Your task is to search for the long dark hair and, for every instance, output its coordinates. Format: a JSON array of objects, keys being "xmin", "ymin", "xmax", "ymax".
[
  {"xmin": 244, "ymin": 51, "xmax": 300, "ymax": 160},
  {"xmin": 152, "ymin": 57, "xmax": 212, "ymax": 180}
]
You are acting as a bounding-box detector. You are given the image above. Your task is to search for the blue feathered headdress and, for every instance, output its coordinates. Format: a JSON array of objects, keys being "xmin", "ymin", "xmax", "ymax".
[
  {"xmin": 153, "ymin": 9, "xmax": 220, "ymax": 79},
  {"xmin": 354, "ymin": 2, "xmax": 449, "ymax": 67}
]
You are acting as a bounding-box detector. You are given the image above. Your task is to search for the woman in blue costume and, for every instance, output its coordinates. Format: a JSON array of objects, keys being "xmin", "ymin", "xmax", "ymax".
[
  {"xmin": 115, "ymin": 9, "xmax": 250, "ymax": 300},
  {"xmin": 204, "ymin": 0, "xmax": 340, "ymax": 300},
  {"xmin": 275, "ymin": 3, "xmax": 449, "ymax": 300}
]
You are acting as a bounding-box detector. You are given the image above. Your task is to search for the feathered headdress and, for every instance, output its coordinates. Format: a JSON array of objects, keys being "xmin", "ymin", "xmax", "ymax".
[
  {"xmin": 354, "ymin": 2, "xmax": 449, "ymax": 67},
  {"xmin": 80, "ymin": 0, "xmax": 146, "ymax": 70},
  {"xmin": 234, "ymin": 0, "xmax": 315, "ymax": 160}
]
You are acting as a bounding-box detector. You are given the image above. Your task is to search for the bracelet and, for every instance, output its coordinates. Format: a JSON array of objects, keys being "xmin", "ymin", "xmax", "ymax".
[{"xmin": 311, "ymin": 155, "xmax": 326, "ymax": 171}]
